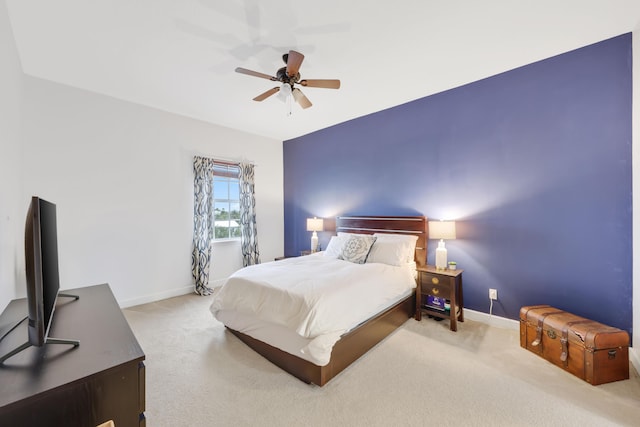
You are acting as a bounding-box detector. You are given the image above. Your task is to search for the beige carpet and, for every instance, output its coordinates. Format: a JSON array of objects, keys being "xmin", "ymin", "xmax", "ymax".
[{"xmin": 123, "ymin": 293, "xmax": 640, "ymax": 426}]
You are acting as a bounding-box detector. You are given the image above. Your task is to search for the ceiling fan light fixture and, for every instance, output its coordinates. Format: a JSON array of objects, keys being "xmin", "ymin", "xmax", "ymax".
[
  {"xmin": 277, "ymin": 83, "xmax": 293, "ymax": 116},
  {"xmin": 277, "ymin": 83, "xmax": 292, "ymax": 102}
]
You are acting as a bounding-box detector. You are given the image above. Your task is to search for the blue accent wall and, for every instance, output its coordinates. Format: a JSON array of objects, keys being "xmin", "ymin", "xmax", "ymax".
[{"xmin": 283, "ymin": 34, "xmax": 632, "ymax": 334}]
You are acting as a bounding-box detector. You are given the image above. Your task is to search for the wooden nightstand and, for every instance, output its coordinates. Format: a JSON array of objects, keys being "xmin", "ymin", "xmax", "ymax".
[{"xmin": 415, "ymin": 265, "xmax": 464, "ymax": 331}]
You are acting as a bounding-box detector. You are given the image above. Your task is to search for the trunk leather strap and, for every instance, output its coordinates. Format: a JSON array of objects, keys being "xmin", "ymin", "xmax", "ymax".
[
  {"xmin": 561, "ymin": 320, "xmax": 592, "ymax": 366},
  {"xmin": 531, "ymin": 311, "xmax": 563, "ymax": 347}
]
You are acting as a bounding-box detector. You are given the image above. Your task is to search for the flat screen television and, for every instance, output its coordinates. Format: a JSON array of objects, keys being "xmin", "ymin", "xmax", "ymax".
[{"xmin": 0, "ymin": 196, "xmax": 79, "ymax": 364}]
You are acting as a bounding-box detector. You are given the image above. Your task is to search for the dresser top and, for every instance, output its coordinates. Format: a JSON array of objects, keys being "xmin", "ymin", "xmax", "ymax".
[{"xmin": 0, "ymin": 284, "xmax": 144, "ymax": 409}]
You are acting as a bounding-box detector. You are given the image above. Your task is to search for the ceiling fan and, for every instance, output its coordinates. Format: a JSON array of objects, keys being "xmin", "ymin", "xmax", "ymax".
[{"xmin": 235, "ymin": 50, "xmax": 340, "ymax": 110}]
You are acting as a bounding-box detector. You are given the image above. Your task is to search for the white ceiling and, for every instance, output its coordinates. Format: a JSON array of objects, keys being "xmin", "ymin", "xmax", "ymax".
[{"xmin": 6, "ymin": 0, "xmax": 640, "ymax": 141}]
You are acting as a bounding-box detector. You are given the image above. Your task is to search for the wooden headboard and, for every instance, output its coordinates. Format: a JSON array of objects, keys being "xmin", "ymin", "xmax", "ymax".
[{"xmin": 335, "ymin": 215, "xmax": 428, "ymax": 267}]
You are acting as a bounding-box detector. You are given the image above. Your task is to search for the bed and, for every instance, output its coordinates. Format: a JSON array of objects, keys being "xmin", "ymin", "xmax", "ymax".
[{"xmin": 210, "ymin": 215, "xmax": 427, "ymax": 386}]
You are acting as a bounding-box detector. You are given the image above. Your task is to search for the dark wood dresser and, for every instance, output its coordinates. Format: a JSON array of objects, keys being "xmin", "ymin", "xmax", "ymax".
[{"xmin": 0, "ymin": 284, "xmax": 145, "ymax": 427}]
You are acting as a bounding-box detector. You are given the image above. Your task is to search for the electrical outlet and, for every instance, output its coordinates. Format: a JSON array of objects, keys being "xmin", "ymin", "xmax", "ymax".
[{"xmin": 489, "ymin": 288, "xmax": 498, "ymax": 300}]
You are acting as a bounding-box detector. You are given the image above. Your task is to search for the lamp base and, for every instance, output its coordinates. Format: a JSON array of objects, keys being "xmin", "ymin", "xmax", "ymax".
[
  {"xmin": 311, "ymin": 232, "xmax": 319, "ymax": 252},
  {"xmin": 435, "ymin": 240, "xmax": 447, "ymax": 270}
]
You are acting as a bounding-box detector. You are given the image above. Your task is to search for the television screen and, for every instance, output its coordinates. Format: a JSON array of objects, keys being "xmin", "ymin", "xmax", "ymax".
[
  {"xmin": 0, "ymin": 197, "xmax": 78, "ymax": 364},
  {"xmin": 25, "ymin": 196, "xmax": 60, "ymax": 347},
  {"xmin": 38, "ymin": 198, "xmax": 60, "ymax": 342}
]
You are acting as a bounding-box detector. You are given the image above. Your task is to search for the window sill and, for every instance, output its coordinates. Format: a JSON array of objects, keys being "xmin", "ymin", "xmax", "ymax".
[{"xmin": 212, "ymin": 238, "xmax": 241, "ymax": 245}]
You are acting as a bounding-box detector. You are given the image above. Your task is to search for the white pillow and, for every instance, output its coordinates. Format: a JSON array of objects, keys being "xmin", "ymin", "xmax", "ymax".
[
  {"xmin": 367, "ymin": 239, "xmax": 412, "ymax": 266},
  {"xmin": 338, "ymin": 235, "xmax": 377, "ymax": 264},
  {"xmin": 324, "ymin": 235, "xmax": 348, "ymax": 258},
  {"xmin": 372, "ymin": 233, "xmax": 418, "ymax": 264},
  {"xmin": 373, "ymin": 233, "xmax": 419, "ymax": 243}
]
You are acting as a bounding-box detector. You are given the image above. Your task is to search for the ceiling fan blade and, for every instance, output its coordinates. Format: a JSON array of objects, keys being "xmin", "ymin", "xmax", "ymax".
[
  {"xmin": 235, "ymin": 67, "xmax": 277, "ymax": 81},
  {"xmin": 299, "ymin": 79, "xmax": 341, "ymax": 89},
  {"xmin": 253, "ymin": 87, "xmax": 280, "ymax": 102},
  {"xmin": 286, "ymin": 50, "xmax": 304, "ymax": 77},
  {"xmin": 292, "ymin": 88, "xmax": 312, "ymax": 109}
]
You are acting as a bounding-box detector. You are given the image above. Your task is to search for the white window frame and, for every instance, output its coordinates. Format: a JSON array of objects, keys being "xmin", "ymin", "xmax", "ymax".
[{"xmin": 212, "ymin": 162, "xmax": 241, "ymax": 242}]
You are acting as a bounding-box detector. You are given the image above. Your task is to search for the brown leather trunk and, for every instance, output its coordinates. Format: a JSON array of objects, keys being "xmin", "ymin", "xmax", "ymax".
[{"xmin": 519, "ymin": 305, "xmax": 629, "ymax": 385}]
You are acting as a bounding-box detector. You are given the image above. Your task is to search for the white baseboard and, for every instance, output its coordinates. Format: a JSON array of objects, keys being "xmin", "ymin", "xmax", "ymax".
[
  {"xmin": 119, "ymin": 284, "xmax": 194, "ymax": 308},
  {"xmin": 118, "ymin": 278, "xmax": 228, "ymax": 308},
  {"xmin": 463, "ymin": 308, "xmax": 520, "ymax": 330},
  {"xmin": 630, "ymin": 347, "xmax": 640, "ymax": 374},
  {"xmin": 464, "ymin": 309, "xmax": 639, "ymax": 374}
]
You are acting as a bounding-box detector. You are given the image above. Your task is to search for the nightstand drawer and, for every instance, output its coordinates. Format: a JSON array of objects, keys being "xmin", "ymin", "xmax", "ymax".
[
  {"xmin": 419, "ymin": 273, "xmax": 451, "ymax": 296},
  {"xmin": 422, "ymin": 282, "xmax": 449, "ymax": 297}
]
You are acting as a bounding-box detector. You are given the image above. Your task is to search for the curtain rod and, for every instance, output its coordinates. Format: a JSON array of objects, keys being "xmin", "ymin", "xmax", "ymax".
[
  {"xmin": 213, "ymin": 158, "xmax": 240, "ymax": 167},
  {"xmin": 193, "ymin": 154, "xmax": 256, "ymax": 167}
]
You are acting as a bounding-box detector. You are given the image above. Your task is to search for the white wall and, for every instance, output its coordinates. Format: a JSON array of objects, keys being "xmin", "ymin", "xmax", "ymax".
[
  {"xmin": 632, "ymin": 28, "xmax": 639, "ymax": 369},
  {"xmin": 15, "ymin": 76, "xmax": 283, "ymax": 307},
  {"xmin": 0, "ymin": 0, "xmax": 23, "ymax": 312}
]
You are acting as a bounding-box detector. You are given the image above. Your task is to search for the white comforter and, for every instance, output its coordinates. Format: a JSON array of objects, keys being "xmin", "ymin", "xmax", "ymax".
[{"xmin": 210, "ymin": 253, "xmax": 416, "ymax": 365}]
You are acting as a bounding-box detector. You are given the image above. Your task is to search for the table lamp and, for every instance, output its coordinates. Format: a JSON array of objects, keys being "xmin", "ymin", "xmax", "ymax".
[
  {"xmin": 306, "ymin": 217, "xmax": 324, "ymax": 252},
  {"xmin": 428, "ymin": 220, "xmax": 456, "ymax": 270}
]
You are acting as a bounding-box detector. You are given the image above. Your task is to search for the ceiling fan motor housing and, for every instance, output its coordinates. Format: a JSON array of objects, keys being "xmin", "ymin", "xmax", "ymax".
[{"xmin": 276, "ymin": 67, "xmax": 300, "ymax": 84}]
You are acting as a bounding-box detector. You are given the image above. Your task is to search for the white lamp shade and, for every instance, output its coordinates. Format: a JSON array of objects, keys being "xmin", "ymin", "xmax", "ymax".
[
  {"xmin": 428, "ymin": 220, "xmax": 456, "ymax": 240},
  {"xmin": 306, "ymin": 217, "xmax": 324, "ymax": 232}
]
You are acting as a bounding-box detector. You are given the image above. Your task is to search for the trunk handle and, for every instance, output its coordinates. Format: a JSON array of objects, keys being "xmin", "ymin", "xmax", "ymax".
[
  {"xmin": 531, "ymin": 311, "xmax": 563, "ymax": 347},
  {"xmin": 561, "ymin": 320, "xmax": 592, "ymax": 366}
]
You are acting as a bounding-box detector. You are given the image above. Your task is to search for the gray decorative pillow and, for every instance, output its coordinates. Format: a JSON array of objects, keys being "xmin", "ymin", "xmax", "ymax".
[{"xmin": 339, "ymin": 235, "xmax": 377, "ymax": 264}]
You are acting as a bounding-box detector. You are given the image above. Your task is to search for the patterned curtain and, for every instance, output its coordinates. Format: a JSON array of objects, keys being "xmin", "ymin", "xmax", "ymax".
[
  {"xmin": 191, "ymin": 156, "xmax": 215, "ymax": 295},
  {"xmin": 239, "ymin": 162, "xmax": 260, "ymax": 266}
]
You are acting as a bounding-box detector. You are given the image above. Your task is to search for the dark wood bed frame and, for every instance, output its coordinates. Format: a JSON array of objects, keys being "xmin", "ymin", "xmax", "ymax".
[{"xmin": 228, "ymin": 215, "xmax": 428, "ymax": 386}]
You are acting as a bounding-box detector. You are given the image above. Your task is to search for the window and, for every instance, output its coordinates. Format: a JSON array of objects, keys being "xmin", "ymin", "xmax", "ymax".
[{"xmin": 212, "ymin": 162, "xmax": 241, "ymax": 240}]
